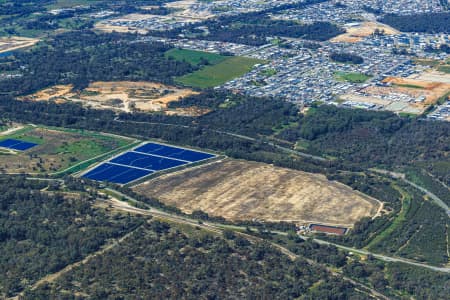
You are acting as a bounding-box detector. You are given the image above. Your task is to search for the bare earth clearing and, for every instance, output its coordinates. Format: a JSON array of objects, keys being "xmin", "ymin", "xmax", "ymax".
[
  {"xmin": 0, "ymin": 36, "xmax": 39, "ymax": 53},
  {"xmin": 331, "ymin": 22, "xmax": 399, "ymax": 43},
  {"xmin": 341, "ymin": 72, "xmax": 450, "ymax": 114},
  {"xmin": 94, "ymin": 14, "xmax": 155, "ymax": 34},
  {"xmin": 21, "ymin": 82, "xmax": 204, "ymax": 116},
  {"xmin": 410, "ymin": 70, "xmax": 450, "ymax": 85},
  {"xmin": 94, "ymin": 10, "xmax": 207, "ymax": 34},
  {"xmin": 134, "ymin": 159, "xmax": 381, "ymax": 227}
]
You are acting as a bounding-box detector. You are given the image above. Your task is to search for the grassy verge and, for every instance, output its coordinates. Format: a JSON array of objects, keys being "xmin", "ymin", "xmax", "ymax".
[
  {"xmin": 367, "ymin": 185, "xmax": 410, "ymax": 250},
  {"xmin": 58, "ymin": 140, "xmax": 141, "ymax": 176},
  {"xmin": 394, "ymin": 83, "xmax": 424, "ymax": 89}
]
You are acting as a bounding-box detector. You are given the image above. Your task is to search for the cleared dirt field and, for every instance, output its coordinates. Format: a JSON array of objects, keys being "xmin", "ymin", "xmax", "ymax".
[
  {"xmin": 0, "ymin": 36, "xmax": 39, "ymax": 53},
  {"xmin": 134, "ymin": 159, "xmax": 381, "ymax": 226},
  {"xmin": 331, "ymin": 22, "xmax": 399, "ymax": 43},
  {"xmin": 21, "ymin": 82, "xmax": 203, "ymax": 116},
  {"xmin": 0, "ymin": 126, "xmax": 129, "ymax": 174},
  {"xmin": 95, "ymin": 12, "xmax": 205, "ymax": 34},
  {"xmin": 384, "ymin": 77, "xmax": 450, "ymax": 103},
  {"xmin": 94, "ymin": 14, "xmax": 154, "ymax": 34},
  {"xmin": 340, "ymin": 75, "xmax": 450, "ymax": 114},
  {"xmin": 21, "ymin": 84, "xmax": 73, "ymax": 102},
  {"xmin": 410, "ymin": 70, "xmax": 450, "ymax": 85}
]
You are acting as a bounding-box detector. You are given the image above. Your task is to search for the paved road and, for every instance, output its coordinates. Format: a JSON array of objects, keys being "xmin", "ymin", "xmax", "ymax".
[
  {"xmin": 113, "ymin": 117, "xmax": 328, "ymax": 162},
  {"xmin": 107, "ymin": 188, "xmax": 450, "ymax": 274},
  {"xmin": 307, "ymin": 236, "xmax": 450, "ymax": 274},
  {"xmin": 105, "ymin": 190, "xmax": 389, "ymax": 299},
  {"xmin": 371, "ymin": 169, "xmax": 450, "ymax": 217}
]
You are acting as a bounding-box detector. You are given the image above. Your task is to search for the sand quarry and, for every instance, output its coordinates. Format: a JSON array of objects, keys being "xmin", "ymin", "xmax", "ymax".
[
  {"xmin": 20, "ymin": 82, "xmax": 206, "ymax": 116},
  {"xmin": 134, "ymin": 159, "xmax": 381, "ymax": 227}
]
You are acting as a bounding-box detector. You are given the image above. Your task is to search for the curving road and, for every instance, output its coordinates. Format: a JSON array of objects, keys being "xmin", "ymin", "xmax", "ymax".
[
  {"xmin": 104, "ymin": 190, "xmax": 390, "ymax": 299},
  {"xmin": 106, "ymin": 188, "xmax": 450, "ymax": 274},
  {"xmin": 371, "ymin": 169, "xmax": 450, "ymax": 217},
  {"xmin": 113, "ymin": 117, "xmax": 329, "ymax": 162}
]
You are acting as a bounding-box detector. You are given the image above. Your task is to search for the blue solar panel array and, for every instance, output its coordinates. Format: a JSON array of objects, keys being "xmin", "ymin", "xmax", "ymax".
[
  {"xmin": 83, "ymin": 142, "xmax": 215, "ymax": 185},
  {"xmin": 110, "ymin": 152, "xmax": 186, "ymax": 171},
  {"xmin": 135, "ymin": 143, "xmax": 215, "ymax": 162},
  {"xmin": 0, "ymin": 139, "xmax": 38, "ymax": 151},
  {"xmin": 83, "ymin": 163, "xmax": 153, "ymax": 185}
]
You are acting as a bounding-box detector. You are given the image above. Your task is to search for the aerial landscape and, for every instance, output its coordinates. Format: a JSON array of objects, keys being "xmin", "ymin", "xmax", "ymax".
[{"xmin": 0, "ymin": 0, "xmax": 449, "ymax": 299}]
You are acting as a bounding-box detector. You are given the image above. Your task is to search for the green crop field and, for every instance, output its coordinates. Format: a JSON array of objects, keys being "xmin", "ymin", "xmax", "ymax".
[
  {"xmin": 176, "ymin": 56, "xmax": 265, "ymax": 88},
  {"xmin": 165, "ymin": 48, "xmax": 227, "ymax": 66},
  {"xmin": 334, "ymin": 72, "xmax": 372, "ymax": 83}
]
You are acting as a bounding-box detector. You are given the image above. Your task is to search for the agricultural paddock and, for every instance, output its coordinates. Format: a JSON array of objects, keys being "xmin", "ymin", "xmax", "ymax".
[
  {"xmin": 20, "ymin": 81, "xmax": 202, "ymax": 116},
  {"xmin": 134, "ymin": 159, "xmax": 381, "ymax": 226},
  {"xmin": 0, "ymin": 126, "xmax": 131, "ymax": 174}
]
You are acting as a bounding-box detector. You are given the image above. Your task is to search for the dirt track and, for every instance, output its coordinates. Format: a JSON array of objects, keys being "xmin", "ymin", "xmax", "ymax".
[{"xmin": 134, "ymin": 159, "xmax": 381, "ymax": 226}]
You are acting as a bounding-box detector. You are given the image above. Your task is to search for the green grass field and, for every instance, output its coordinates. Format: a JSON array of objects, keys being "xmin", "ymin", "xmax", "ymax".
[
  {"xmin": 165, "ymin": 48, "xmax": 227, "ymax": 66},
  {"xmin": 334, "ymin": 72, "xmax": 372, "ymax": 83},
  {"xmin": 176, "ymin": 56, "xmax": 265, "ymax": 88}
]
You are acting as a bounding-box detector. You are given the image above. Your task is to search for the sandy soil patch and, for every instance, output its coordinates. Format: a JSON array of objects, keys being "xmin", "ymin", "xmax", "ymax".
[
  {"xmin": 95, "ymin": 11, "xmax": 206, "ymax": 34},
  {"xmin": 384, "ymin": 77, "xmax": 450, "ymax": 104},
  {"xmin": 94, "ymin": 14, "xmax": 153, "ymax": 34},
  {"xmin": 21, "ymin": 82, "xmax": 203, "ymax": 116},
  {"xmin": 0, "ymin": 36, "xmax": 39, "ymax": 53},
  {"xmin": 21, "ymin": 85, "xmax": 74, "ymax": 101},
  {"xmin": 341, "ymin": 75, "xmax": 450, "ymax": 114},
  {"xmin": 331, "ymin": 21, "xmax": 399, "ymax": 43},
  {"xmin": 134, "ymin": 159, "xmax": 381, "ymax": 226},
  {"xmin": 410, "ymin": 70, "xmax": 450, "ymax": 85}
]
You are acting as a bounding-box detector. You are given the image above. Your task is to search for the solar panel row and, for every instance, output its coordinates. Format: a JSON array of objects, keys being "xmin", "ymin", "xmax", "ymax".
[
  {"xmin": 0, "ymin": 139, "xmax": 38, "ymax": 151},
  {"xmin": 83, "ymin": 163, "xmax": 153, "ymax": 185},
  {"xmin": 134, "ymin": 143, "xmax": 214, "ymax": 162},
  {"xmin": 110, "ymin": 151, "xmax": 187, "ymax": 171},
  {"xmin": 82, "ymin": 142, "xmax": 215, "ymax": 185}
]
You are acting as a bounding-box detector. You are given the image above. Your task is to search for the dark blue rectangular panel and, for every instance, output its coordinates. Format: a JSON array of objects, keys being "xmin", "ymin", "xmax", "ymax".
[
  {"xmin": 0, "ymin": 139, "xmax": 38, "ymax": 151},
  {"xmin": 110, "ymin": 152, "xmax": 187, "ymax": 171},
  {"xmin": 83, "ymin": 163, "xmax": 153, "ymax": 184},
  {"xmin": 134, "ymin": 143, "xmax": 215, "ymax": 162}
]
